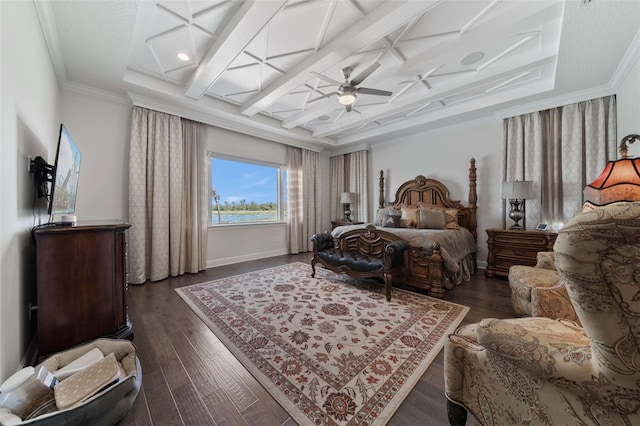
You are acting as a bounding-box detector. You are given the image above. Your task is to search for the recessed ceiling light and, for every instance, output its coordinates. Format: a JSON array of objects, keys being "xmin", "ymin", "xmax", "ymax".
[
  {"xmin": 460, "ymin": 52, "xmax": 484, "ymax": 66},
  {"xmin": 177, "ymin": 52, "xmax": 190, "ymax": 62}
]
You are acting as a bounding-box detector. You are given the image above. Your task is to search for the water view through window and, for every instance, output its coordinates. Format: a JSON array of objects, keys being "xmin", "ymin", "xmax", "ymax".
[{"xmin": 210, "ymin": 156, "xmax": 286, "ymax": 225}]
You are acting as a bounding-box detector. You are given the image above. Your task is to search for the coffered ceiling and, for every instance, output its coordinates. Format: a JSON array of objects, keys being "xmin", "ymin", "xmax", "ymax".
[{"xmin": 36, "ymin": 0, "xmax": 640, "ymax": 150}]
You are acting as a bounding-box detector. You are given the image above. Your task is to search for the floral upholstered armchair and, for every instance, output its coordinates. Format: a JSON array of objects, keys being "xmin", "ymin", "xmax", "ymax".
[
  {"xmin": 444, "ymin": 202, "xmax": 640, "ymax": 425},
  {"xmin": 508, "ymin": 251, "xmax": 578, "ymax": 323}
]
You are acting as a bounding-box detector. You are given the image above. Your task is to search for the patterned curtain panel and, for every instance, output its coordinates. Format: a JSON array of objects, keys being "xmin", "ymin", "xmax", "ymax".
[
  {"xmin": 503, "ymin": 95, "xmax": 616, "ymax": 230},
  {"xmin": 286, "ymin": 146, "xmax": 319, "ymax": 254},
  {"xmin": 329, "ymin": 155, "xmax": 345, "ymax": 221},
  {"xmin": 128, "ymin": 107, "xmax": 207, "ymax": 284}
]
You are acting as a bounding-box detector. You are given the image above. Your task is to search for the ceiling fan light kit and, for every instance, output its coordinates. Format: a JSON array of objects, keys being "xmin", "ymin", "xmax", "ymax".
[{"xmin": 338, "ymin": 87, "xmax": 357, "ymax": 106}]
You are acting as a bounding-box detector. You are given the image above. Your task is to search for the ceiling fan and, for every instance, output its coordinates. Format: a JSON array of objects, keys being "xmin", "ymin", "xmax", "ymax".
[{"xmin": 311, "ymin": 62, "xmax": 392, "ymax": 112}]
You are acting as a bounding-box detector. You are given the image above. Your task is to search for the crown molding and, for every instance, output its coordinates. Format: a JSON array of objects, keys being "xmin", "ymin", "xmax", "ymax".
[
  {"xmin": 128, "ymin": 93, "xmax": 328, "ymax": 152},
  {"xmin": 494, "ymin": 84, "xmax": 615, "ymax": 119},
  {"xmin": 325, "ymin": 144, "xmax": 371, "ymax": 157},
  {"xmin": 62, "ymin": 81, "xmax": 131, "ymax": 106},
  {"xmin": 34, "ymin": 0, "xmax": 67, "ymax": 89},
  {"xmin": 610, "ymin": 26, "xmax": 640, "ymax": 89}
]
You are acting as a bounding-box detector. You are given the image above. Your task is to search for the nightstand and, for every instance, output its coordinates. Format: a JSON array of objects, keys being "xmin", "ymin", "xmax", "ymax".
[
  {"xmin": 331, "ymin": 220, "xmax": 364, "ymax": 230},
  {"xmin": 485, "ymin": 228, "xmax": 558, "ymax": 278}
]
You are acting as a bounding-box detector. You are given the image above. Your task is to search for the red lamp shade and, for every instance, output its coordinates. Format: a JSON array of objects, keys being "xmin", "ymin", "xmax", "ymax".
[{"xmin": 583, "ymin": 158, "xmax": 640, "ymax": 206}]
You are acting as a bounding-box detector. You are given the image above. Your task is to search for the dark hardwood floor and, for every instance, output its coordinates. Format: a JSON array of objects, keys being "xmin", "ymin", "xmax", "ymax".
[{"xmin": 119, "ymin": 253, "xmax": 516, "ymax": 425}]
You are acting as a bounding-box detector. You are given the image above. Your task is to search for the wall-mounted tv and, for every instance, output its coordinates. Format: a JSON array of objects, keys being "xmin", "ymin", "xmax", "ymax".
[{"xmin": 48, "ymin": 124, "xmax": 82, "ymax": 217}]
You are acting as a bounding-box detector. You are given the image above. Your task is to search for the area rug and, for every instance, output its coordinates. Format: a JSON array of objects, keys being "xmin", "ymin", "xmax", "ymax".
[{"xmin": 176, "ymin": 262, "xmax": 469, "ymax": 425}]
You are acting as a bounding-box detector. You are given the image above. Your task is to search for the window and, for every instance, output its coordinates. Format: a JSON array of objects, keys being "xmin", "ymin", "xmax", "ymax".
[{"xmin": 209, "ymin": 155, "xmax": 287, "ymax": 225}]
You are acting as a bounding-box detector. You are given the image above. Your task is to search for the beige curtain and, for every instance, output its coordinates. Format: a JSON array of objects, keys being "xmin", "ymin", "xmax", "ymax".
[
  {"xmin": 503, "ymin": 95, "xmax": 616, "ymax": 230},
  {"xmin": 329, "ymin": 155, "xmax": 345, "ymax": 221},
  {"xmin": 286, "ymin": 146, "xmax": 320, "ymax": 253},
  {"xmin": 329, "ymin": 150, "xmax": 369, "ymax": 222},
  {"xmin": 179, "ymin": 119, "xmax": 208, "ymax": 275},
  {"xmin": 129, "ymin": 107, "xmax": 207, "ymax": 284},
  {"xmin": 349, "ymin": 150, "xmax": 368, "ymax": 222}
]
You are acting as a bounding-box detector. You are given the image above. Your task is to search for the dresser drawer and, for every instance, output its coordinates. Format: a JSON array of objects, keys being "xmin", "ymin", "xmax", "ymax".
[
  {"xmin": 495, "ymin": 254, "xmax": 537, "ymax": 268},
  {"xmin": 493, "ymin": 232, "xmax": 550, "ymax": 247},
  {"xmin": 494, "ymin": 246, "xmax": 540, "ymax": 263}
]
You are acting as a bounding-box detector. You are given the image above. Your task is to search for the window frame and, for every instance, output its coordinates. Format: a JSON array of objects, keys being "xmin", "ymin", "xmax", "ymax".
[{"xmin": 208, "ymin": 152, "xmax": 287, "ymax": 227}]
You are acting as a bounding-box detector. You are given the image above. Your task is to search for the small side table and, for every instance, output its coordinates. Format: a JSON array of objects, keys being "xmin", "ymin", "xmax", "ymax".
[
  {"xmin": 331, "ymin": 220, "xmax": 364, "ymax": 230},
  {"xmin": 485, "ymin": 228, "xmax": 558, "ymax": 278}
]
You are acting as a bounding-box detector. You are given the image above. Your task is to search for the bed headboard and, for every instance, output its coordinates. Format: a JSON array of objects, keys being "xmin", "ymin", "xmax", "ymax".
[{"xmin": 378, "ymin": 158, "xmax": 478, "ymax": 240}]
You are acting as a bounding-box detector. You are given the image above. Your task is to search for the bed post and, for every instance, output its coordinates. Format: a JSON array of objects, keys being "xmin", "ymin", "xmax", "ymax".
[
  {"xmin": 379, "ymin": 170, "xmax": 385, "ymax": 209},
  {"xmin": 468, "ymin": 158, "xmax": 477, "ymax": 241}
]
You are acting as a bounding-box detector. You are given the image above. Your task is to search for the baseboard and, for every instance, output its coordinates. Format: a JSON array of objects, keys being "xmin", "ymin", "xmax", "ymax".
[
  {"xmin": 206, "ymin": 249, "xmax": 289, "ymax": 269},
  {"xmin": 477, "ymin": 260, "xmax": 487, "ymax": 270}
]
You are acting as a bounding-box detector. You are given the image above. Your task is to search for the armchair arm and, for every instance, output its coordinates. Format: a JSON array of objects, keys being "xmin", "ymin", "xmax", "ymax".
[
  {"xmin": 535, "ymin": 251, "xmax": 556, "ymax": 270},
  {"xmin": 476, "ymin": 317, "xmax": 591, "ymax": 382},
  {"xmin": 311, "ymin": 232, "xmax": 334, "ymax": 253},
  {"xmin": 531, "ymin": 280, "xmax": 579, "ymax": 324},
  {"xmin": 384, "ymin": 240, "xmax": 409, "ymax": 269}
]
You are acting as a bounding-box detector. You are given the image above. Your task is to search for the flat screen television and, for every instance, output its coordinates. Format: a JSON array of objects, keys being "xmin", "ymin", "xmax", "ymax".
[{"xmin": 48, "ymin": 124, "xmax": 82, "ymax": 218}]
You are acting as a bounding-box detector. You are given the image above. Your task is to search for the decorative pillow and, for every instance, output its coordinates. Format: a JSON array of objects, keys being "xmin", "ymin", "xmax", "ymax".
[
  {"xmin": 416, "ymin": 203, "xmax": 460, "ymax": 229},
  {"xmin": 374, "ymin": 208, "xmax": 400, "ymax": 225},
  {"xmin": 442, "ymin": 208, "xmax": 460, "ymax": 230},
  {"xmin": 417, "ymin": 208, "xmax": 446, "ymax": 229},
  {"xmin": 398, "ymin": 204, "xmax": 419, "ymax": 228},
  {"xmin": 381, "ymin": 214, "xmax": 401, "ymax": 228},
  {"xmin": 374, "ymin": 208, "xmax": 387, "ymax": 226}
]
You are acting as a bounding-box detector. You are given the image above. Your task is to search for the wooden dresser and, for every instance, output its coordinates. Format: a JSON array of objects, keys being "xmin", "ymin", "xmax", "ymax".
[
  {"xmin": 485, "ymin": 228, "xmax": 558, "ymax": 278},
  {"xmin": 33, "ymin": 221, "xmax": 133, "ymax": 359}
]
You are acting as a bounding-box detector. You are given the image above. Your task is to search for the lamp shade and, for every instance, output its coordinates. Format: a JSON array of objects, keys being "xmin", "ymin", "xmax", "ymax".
[
  {"xmin": 340, "ymin": 192, "xmax": 356, "ymax": 204},
  {"xmin": 583, "ymin": 158, "xmax": 640, "ymax": 206},
  {"xmin": 501, "ymin": 180, "xmax": 534, "ymax": 200}
]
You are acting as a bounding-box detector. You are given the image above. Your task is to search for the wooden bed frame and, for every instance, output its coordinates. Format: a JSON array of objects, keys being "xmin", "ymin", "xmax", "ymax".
[{"xmin": 378, "ymin": 158, "xmax": 478, "ymax": 297}]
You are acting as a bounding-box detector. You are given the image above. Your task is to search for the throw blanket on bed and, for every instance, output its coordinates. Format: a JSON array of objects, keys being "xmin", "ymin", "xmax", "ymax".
[{"xmin": 331, "ymin": 225, "xmax": 476, "ymax": 274}]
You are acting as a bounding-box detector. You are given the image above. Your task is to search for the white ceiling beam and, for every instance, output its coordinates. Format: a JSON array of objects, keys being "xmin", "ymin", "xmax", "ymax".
[
  {"xmin": 312, "ymin": 54, "xmax": 556, "ymax": 138},
  {"xmin": 183, "ymin": 0, "xmax": 287, "ymax": 100},
  {"xmin": 240, "ymin": 0, "xmax": 441, "ymax": 117}
]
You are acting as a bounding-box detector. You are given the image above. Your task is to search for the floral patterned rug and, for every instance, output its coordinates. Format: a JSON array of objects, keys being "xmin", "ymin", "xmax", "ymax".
[{"xmin": 176, "ymin": 262, "xmax": 469, "ymax": 425}]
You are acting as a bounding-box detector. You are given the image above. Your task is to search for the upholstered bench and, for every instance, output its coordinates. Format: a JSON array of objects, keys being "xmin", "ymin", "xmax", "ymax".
[{"xmin": 311, "ymin": 225, "xmax": 409, "ymax": 301}]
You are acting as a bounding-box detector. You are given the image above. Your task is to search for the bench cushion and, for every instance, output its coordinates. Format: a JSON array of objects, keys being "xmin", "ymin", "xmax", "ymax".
[{"xmin": 318, "ymin": 249, "xmax": 384, "ymax": 273}]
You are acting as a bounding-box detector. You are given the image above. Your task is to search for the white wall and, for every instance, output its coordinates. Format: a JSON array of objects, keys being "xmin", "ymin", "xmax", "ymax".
[
  {"xmin": 0, "ymin": 1, "xmax": 60, "ymax": 381},
  {"xmin": 60, "ymin": 91, "xmax": 131, "ymax": 222},
  {"xmin": 370, "ymin": 118, "xmax": 503, "ymax": 267}
]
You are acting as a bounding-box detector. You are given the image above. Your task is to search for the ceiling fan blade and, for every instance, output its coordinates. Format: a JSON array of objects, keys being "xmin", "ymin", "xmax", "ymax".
[
  {"xmin": 357, "ymin": 87, "xmax": 392, "ymax": 97},
  {"xmin": 310, "ymin": 72, "xmax": 342, "ymax": 87},
  {"xmin": 350, "ymin": 62, "xmax": 381, "ymax": 86},
  {"xmin": 345, "ymin": 103, "xmax": 353, "ymax": 112}
]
